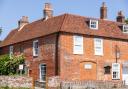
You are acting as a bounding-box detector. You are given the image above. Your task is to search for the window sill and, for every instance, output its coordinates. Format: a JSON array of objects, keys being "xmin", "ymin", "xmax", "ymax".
[{"xmin": 33, "ymin": 55, "xmax": 38, "ymax": 58}]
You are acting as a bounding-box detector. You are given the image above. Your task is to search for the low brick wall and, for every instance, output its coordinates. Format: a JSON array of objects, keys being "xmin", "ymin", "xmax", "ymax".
[
  {"xmin": 61, "ymin": 80, "xmax": 124, "ymax": 89},
  {"xmin": 0, "ymin": 76, "xmax": 32, "ymax": 88},
  {"xmin": 46, "ymin": 76, "xmax": 127, "ymax": 89}
]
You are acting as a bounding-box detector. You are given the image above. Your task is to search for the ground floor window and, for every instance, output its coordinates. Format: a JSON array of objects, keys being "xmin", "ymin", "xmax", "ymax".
[
  {"xmin": 112, "ymin": 63, "xmax": 120, "ymax": 79},
  {"xmin": 104, "ymin": 66, "xmax": 111, "ymax": 74},
  {"xmin": 40, "ymin": 64, "xmax": 46, "ymax": 82}
]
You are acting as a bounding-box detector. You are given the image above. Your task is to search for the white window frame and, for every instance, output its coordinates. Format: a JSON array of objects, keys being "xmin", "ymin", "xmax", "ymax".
[
  {"xmin": 123, "ymin": 25, "xmax": 128, "ymax": 33},
  {"xmin": 73, "ymin": 35, "xmax": 83, "ymax": 54},
  {"xmin": 33, "ymin": 40, "xmax": 39, "ymax": 56},
  {"xmin": 39, "ymin": 64, "xmax": 46, "ymax": 82},
  {"xmin": 9, "ymin": 46, "xmax": 13, "ymax": 57},
  {"xmin": 94, "ymin": 38, "xmax": 103, "ymax": 56},
  {"xmin": 112, "ymin": 63, "xmax": 120, "ymax": 80},
  {"xmin": 89, "ymin": 20, "xmax": 98, "ymax": 30}
]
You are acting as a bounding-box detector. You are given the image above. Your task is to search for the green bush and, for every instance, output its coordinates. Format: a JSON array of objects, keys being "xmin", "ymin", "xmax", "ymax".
[
  {"xmin": 0, "ymin": 54, "xmax": 24, "ymax": 75},
  {"xmin": 0, "ymin": 86, "xmax": 30, "ymax": 89},
  {"xmin": 125, "ymin": 18, "xmax": 128, "ymax": 24}
]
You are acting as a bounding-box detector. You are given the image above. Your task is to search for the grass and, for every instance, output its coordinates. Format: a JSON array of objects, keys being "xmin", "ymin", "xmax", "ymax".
[{"xmin": 0, "ymin": 86, "xmax": 30, "ymax": 89}]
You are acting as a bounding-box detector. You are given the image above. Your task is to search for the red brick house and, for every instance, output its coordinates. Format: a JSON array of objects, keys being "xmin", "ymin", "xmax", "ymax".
[{"xmin": 0, "ymin": 2, "xmax": 128, "ymax": 85}]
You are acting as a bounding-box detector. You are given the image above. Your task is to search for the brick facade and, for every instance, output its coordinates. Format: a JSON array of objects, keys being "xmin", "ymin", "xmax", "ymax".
[
  {"xmin": 0, "ymin": 3, "xmax": 128, "ymax": 83},
  {"xmin": 59, "ymin": 32, "xmax": 128, "ymax": 81},
  {"xmin": 0, "ymin": 33, "xmax": 58, "ymax": 80},
  {"xmin": 1, "ymin": 32, "xmax": 128, "ymax": 82}
]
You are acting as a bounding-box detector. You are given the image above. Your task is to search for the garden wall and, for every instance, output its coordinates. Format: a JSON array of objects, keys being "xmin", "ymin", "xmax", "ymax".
[{"xmin": 0, "ymin": 76, "xmax": 32, "ymax": 88}]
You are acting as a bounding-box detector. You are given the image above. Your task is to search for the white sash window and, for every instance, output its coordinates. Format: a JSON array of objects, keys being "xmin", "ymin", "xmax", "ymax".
[
  {"xmin": 112, "ymin": 63, "xmax": 120, "ymax": 79},
  {"xmin": 33, "ymin": 40, "xmax": 39, "ymax": 56},
  {"xmin": 94, "ymin": 38, "xmax": 103, "ymax": 55},
  {"xmin": 9, "ymin": 46, "xmax": 13, "ymax": 57},
  {"xmin": 73, "ymin": 35, "xmax": 83, "ymax": 54}
]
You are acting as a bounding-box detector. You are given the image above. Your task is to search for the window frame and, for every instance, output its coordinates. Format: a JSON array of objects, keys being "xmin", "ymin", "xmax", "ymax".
[
  {"xmin": 89, "ymin": 20, "xmax": 99, "ymax": 30},
  {"xmin": 123, "ymin": 25, "xmax": 128, "ymax": 33},
  {"xmin": 73, "ymin": 35, "xmax": 83, "ymax": 54},
  {"xmin": 94, "ymin": 38, "xmax": 103, "ymax": 56},
  {"xmin": 104, "ymin": 66, "xmax": 111, "ymax": 74},
  {"xmin": 33, "ymin": 40, "xmax": 39, "ymax": 56},
  {"xmin": 9, "ymin": 45, "xmax": 13, "ymax": 57},
  {"xmin": 39, "ymin": 64, "xmax": 46, "ymax": 82},
  {"xmin": 112, "ymin": 63, "xmax": 120, "ymax": 80}
]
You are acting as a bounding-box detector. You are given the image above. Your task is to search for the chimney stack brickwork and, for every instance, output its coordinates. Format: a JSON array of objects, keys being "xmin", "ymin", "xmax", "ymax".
[
  {"xmin": 100, "ymin": 2, "xmax": 107, "ymax": 20},
  {"xmin": 43, "ymin": 3, "xmax": 53, "ymax": 19},
  {"xmin": 18, "ymin": 16, "xmax": 29, "ymax": 28},
  {"xmin": 116, "ymin": 11, "xmax": 125, "ymax": 23}
]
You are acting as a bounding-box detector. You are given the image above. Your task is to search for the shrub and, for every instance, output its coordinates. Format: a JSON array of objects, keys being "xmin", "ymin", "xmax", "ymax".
[{"xmin": 0, "ymin": 54, "xmax": 24, "ymax": 75}]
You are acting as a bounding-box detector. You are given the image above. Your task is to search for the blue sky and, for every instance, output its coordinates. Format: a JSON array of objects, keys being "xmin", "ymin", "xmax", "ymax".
[{"xmin": 0, "ymin": 0, "xmax": 128, "ymax": 40}]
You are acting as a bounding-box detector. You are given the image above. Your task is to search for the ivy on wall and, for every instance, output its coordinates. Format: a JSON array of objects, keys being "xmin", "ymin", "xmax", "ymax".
[{"xmin": 0, "ymin": 54, "xmax": 24, "ymax": 75}]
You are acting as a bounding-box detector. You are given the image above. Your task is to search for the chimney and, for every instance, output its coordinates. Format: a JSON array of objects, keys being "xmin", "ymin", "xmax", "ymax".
[
  {"xmin": 116, "ymin": 11, "xmax": 125, "ymax": 23},
  {"xmin": 43, "ymin": 3, "xmax": 53, "ymax": 19},
  {"xmin": 18, "ymin": 16, "xmax": 29, "ymax": 28},
  {"xmin": 100, "ymin": 2, "xmax": 107, "ymax": 20}
]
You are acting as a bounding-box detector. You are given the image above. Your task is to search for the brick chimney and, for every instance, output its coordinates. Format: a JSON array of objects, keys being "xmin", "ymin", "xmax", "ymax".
[
  {"xmin": 18, "ymin": 16, "xmax": 29, "ymax": 28},
  {"xmin": 100, "ymin": 2, "xmax": 107, "ymax": 20},
  {"xmin": 116, "ymin": 11, "xmax": 125, "ymax": 23},
  {"xmin": 43, "ymin": 3, "xmax": 53, "ymax": 19}
]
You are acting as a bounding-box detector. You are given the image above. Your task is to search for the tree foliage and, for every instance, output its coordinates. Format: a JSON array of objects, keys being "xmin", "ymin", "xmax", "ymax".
[
  {"xmin": 0, "ymin": 54, "xmax": 24, "ymax": 75},
  {"xmin": 125, "ymin": 18, "xmax": 128, "ymax": 24},
  {"xmin": 0, "ymin": 27, "xmax": 2, "ymax": 35}
]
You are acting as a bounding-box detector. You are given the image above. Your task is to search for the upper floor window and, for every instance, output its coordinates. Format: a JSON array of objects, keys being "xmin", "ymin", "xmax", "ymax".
[
  {"xmin": 94, "ymin": 38, "xmax": 103, "ymax": 55},
  {"xmin": 20, "ymin": 46, "xmax": 24, "ymax": 53},
  {"xmin": 89, "ymin": 20, "xmax": 98, "ymax": 29},
  {"xmin": 112, "ymin": 63, "xmax": 120, "ymax": 80},
  {"xmin": 73, "ymin": 35, "xmax": 83, "ymax": 54},
  {"xmin": 123, "ymin": 25, "xmax": 128, "ymax": 33},
  {"xmin": 9, "ymin": 46, "xmax": 13, "ymax": 57},
  {"xmin": 33, "ymin": 40, "xmax": 39, "ymax": 56}
]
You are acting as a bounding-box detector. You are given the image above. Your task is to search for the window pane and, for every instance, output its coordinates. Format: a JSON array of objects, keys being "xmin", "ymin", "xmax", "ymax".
[
  {"xmin": 40, "ymin": 64, "xmax": 46, "ymax": 81},
  {"xmin": 112, "ymin": 63, "xmax": 120, "ymax": 79},
  {"xmin": 94, "ymin": 38, "xmax": 103, "ymax": 55},
  {"xmin": 73, "ymin": 35, "xmax": 83, "ymax": 54},
  {"xmin": 33, "ymin": 40, "xmax": 39, "ymax": 56},
  {"xmin": 90, "ymin": 20, "xmax": 98, "ymax": 29}
]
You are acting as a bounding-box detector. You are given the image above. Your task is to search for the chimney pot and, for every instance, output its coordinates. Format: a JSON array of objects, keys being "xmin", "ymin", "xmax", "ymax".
[
  {"xmin": 18, "ymin": 16, "xmax": 29, "ymax": 28},
  {"xmin": 116, "ymin": 10, "xmax": 125, "ymax": 23},
  {"xmin": 100, "ymin": 2, "xmax": 107, "ymax": 20},
  {"xmin": 43, "ymin": 3, "xmax": 53, "ymax": 19}
]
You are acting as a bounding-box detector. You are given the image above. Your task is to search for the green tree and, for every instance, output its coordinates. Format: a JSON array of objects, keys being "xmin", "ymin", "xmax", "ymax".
[
  {"xmin": 125, "ymin": 18, "xmax": 128, "ymax": 24},
  {"xmin": 0, "ymin": 27, "xmax": 2, "ymax": 35},
  {"xmin": 0, "ymin": 54, "xmax": 24, "ymax": 75}
]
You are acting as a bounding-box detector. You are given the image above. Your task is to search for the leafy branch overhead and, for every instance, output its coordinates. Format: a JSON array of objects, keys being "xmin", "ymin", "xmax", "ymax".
[{"xmin": 0, "ymin": 54, "xmax": 24, "ymax": 75}]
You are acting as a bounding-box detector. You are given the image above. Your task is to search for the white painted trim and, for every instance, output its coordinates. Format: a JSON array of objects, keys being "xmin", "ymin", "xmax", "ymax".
[
  {"xmin": 94, "ymin": 38, "xmax": 103, "ymax": 56},
  {"xmin": 9, "ymin": 45, "xmax": 13, "ymax": 58},
  {"xmin": 39, "ymin": 64, "xmax": 46, "ymax": 82},
  {"xmin": 112, "ymin": 63, "xmax": 120, "ymax": 79},
  {"xmin": 73, "ymin": 35, "xmax": 83, "ymax": 54},
  {"xmin": 89, "ymin": 19, "xmax": 99, "ymax": 30},
  {"xmin": 123, "ymin": 25, "xmax": 128, "ymax": 33},
  {"xmin": 33, "ymin": 40, "xmax": 39, "ymax": 56}
]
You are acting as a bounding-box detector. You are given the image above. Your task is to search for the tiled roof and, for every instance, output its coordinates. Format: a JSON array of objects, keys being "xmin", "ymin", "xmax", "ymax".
[{"xmin": 0, "ymin": 13, "xmax": 128, "ymax": 47}]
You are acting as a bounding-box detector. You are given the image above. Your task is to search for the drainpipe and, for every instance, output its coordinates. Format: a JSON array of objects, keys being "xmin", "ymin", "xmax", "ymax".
[{"xmin": 55, "ymin": 32, "xmax": 60, "ymax": 75}]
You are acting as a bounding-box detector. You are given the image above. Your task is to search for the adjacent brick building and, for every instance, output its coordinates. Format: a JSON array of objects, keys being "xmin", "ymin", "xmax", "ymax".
[{"xmin": 0, "ymin": 2, "xmax": 128, "ymax": 85}]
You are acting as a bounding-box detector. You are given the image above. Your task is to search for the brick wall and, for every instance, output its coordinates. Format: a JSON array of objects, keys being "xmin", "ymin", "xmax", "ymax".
[
  {"xmin": 0, "ymin": 33, "xmax": 58, "ymax": 81},
  {"xmin": 0, "ymin": 76, "xmax": 32, "ymax": 88},
  {"xmin": 59, "ymin": 32, "xmax": 128, "ymax": 81}
]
